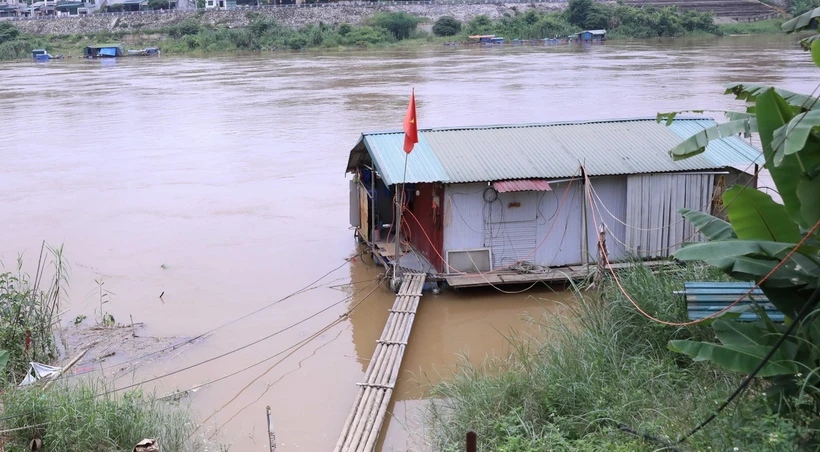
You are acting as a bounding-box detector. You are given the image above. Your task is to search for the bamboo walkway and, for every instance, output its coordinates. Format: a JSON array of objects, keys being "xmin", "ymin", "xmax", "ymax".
[{"xmin": 334, "ymin": 273, "xmax": 426, "ymax": 452}]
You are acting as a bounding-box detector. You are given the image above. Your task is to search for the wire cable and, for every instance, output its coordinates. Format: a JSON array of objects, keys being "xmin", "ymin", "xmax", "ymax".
[
  {"xmin": 0, "ymin": 277, "xmax": 382, "ymax": 424},
  {"xmin": 66, "ymin": 257, "xmax": 355, "ymax": 379}
]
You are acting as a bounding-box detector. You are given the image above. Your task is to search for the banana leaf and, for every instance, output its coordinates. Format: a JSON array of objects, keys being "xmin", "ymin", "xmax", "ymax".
[{"xmin": 669, "ymin": 340, "xmax": 798, "ymax": 377}]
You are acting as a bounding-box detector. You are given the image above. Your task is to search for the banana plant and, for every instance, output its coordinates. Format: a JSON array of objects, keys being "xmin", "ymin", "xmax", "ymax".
[{"xmin": 661, "ymin": 16, "xmax": 820, "ymax": 411}]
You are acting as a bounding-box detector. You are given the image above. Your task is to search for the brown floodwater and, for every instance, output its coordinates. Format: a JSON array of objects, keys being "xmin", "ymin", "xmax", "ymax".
[{"xmin": 0, "ymin": 34, "xmax": 817, "ymax": 451}]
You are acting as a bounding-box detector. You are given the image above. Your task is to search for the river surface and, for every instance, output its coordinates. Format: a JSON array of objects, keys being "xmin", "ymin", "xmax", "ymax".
[{"xmin": 1, "ymin": 34, "xmax": 817, "ymax": 451}]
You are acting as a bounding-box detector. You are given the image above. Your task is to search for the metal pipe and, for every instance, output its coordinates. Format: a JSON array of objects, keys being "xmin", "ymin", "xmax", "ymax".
[
  {"xmin": 581, "ymin": 168, "xmax": 589, "ymax": 268},
  {"xmin": 370, "ymin": 169, "xmax": 376, "ymax": 244}
]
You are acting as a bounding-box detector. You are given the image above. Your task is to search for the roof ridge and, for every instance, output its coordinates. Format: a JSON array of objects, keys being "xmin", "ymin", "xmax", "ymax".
[{"xmin": 362, "ymin": 116, "xmax": 713, "ymax": 136}]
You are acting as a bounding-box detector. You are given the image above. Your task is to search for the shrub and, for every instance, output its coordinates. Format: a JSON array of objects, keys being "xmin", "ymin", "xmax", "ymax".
[
  {"xmin": 286, "ymin": 35, "xmax": 308, "ymax": 50},
  {"xmin": 370, "ymin": 11, "xmax": 420, "ymax": 40},
  {"xmin": 340, "ymin": 26, "xmax": 389, "ymax": 46},
  {"xmin": 168, "ymin": 19, "xmax": 201, "ymax": 39},
  {"xmin": 338, "ymin": 23, "xmax": 352, "ymax": 36},
  {"xmin": 432, "ymin": 16, "xmax": 462, "ymax": 37},
  {"xmin": 465, "ymin": 14, "xmax": 493, "ymax": 35}
]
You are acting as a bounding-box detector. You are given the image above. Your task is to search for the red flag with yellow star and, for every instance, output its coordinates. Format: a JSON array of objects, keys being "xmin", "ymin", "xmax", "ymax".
[{"xmin": 403, "ymin": 89, "xmax": 418, "ymax": 154}]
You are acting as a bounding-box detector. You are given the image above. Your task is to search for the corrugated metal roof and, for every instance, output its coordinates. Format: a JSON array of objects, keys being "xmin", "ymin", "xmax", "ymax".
[
  {"xmin": 347, "ymin": 117, "xmax": 761, "ymax": 186},
  {"xmin": 666, "ymin": 119, "xmax": 764, "ymax": 167},
  {"xmin": 493, "ymin": 179, "xmax": 552, "ymax": 192}
]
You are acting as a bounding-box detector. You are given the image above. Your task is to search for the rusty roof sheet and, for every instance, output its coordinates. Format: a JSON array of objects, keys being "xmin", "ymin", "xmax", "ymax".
[{"xmin": 346, "ymin": 117, "xmax": 761, "ymax": 186}]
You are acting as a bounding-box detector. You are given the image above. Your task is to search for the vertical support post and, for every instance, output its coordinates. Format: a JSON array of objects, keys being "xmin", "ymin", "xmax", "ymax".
[
  {"xmin": 581, "ymin": 168, "xmax": 589, "ymax": 269},
  {"xmin": 393, "ymin": 184, "xmax": 403, "ymax": 287},
  {"xmin": 266, "ymin": 406, "xmax": 276, "ymax": 452},
  {"xmin": 594, "ymin": 224, "xmax": 607, "ymax": 288},
  {"xmin": 370, "ymin": 168, "xmax": 376, "ymax": 244},
  {"xmin": 753, "ymin": 164, "xmax": 759, "ymax": 189},
  {"xmin": 466, "ymin": 431, "xmax": 477, "ymax": 452}
]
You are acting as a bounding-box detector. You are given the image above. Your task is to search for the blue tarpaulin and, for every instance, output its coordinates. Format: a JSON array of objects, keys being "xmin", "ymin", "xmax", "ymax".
[{"xmin": 100, "ymin": 47, "xmax": 117, "ymax": 56}]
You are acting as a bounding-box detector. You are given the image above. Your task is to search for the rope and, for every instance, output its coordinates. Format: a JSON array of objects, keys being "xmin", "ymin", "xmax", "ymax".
[{"xmin": 583, "ymin": 169, "xmax": 820, "ymax": 327}]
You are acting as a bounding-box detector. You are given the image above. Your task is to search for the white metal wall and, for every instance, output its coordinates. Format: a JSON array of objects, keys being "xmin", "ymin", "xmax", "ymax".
[
  {"xmin": 443, "ymin": 183, "xmax": 486, "ymax": 254},
  {"xmin": 441, "ymin": 173, "xmax": 707, "ymax": 270},
  {"xmin": 535, "ymin": 181, "xmax": 584, "ymax": 267},
  {"xmin": 585, "ymin": 176, "xmax": 629, "ymax": 262}
]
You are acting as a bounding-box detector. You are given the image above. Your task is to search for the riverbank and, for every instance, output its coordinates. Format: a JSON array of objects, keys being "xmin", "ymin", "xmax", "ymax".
[
  {"xmin": 0, "ymin": 2, "xmax": 785, "ymax": 60},
  {"xmin": 430, "ymin": 264, "xmax": 816, "ymax": 450}
]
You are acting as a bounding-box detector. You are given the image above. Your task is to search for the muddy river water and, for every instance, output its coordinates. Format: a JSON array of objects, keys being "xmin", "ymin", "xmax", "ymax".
[{"xmin": 0, "ymin": 34, "xmax": 817, "ymax": 451}]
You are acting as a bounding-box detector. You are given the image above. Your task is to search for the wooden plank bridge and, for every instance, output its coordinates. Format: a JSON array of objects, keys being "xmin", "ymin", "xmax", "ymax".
[{"xmin": 334, "ymin": 273, "xmax": 426, "ymax": 452}]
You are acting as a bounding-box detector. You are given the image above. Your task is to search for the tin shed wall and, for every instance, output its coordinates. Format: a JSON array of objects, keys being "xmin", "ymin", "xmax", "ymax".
[
  {"xmin": 408, "ymin": 183, "xmax": 444, "ymax": 272},
  {"xmin": 443, "ymin": 183, "xmax": 488, "ymax": 262},
  {"xmin": 535, "ymin": 181, "xmax": 584, "ymax": 267},
  {"xmin": 585, "ymin": 176, "xmax": 629, "ymax": 262}
]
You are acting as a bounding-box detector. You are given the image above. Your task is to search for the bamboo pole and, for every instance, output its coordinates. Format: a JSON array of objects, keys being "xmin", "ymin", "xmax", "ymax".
[{"xmin": 336, "ymin": 274, "xmax": 425, "ymax": 452}]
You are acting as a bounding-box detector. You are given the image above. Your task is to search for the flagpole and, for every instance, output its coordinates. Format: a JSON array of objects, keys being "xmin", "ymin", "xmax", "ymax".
[{"xmin": 393, "ymin": 152, "xmax": 408, "ymax": 289}]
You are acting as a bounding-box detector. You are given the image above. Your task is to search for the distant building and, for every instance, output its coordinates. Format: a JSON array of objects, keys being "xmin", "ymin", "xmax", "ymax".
[
  {"xmin": 204, "ymin": 0, "xmax": 235, "ymax": 9},
  {"xmin": 576, "ymin": 29, "xmax": 607, "ymax": 42}
]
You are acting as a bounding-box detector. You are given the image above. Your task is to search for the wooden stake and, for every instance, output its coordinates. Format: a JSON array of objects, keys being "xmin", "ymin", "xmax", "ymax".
[{"xmin": 266, "ymin": 406, "xmax": 276, "ymax": 452}]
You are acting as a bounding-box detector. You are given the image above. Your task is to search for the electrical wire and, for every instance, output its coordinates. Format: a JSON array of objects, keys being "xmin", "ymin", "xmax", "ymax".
[
  {"xmin": 191, "ymin": 278, "xmax": 384, "ymax": 437},
  {"xmin": 65, "ymin": 257, "xmax": 355, "ymax": 379},
  {"xmin": 0, "ymin": 277, "xmax": 383, "ymax": 425}
]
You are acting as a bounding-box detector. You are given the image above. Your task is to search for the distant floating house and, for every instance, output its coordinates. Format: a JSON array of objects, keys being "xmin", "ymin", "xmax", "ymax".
[
  {"xmin": 83, "ymin": 44, "xmax": 124, "ymax": 58},
  {"xmin": 346, "ymin": 117, "xmax": 762, "ymax": 289},
  {"xmin": 576, "ymin": 29, "xmax": 606, "ymax": 42}
]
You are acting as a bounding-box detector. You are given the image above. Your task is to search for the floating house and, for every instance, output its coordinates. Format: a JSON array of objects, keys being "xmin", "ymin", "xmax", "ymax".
[
  {"xmin": 346, "ymin": 117, "xmax": 762, "ymax": 288},
  {"xmin": 83, "ymin": 44, "xmax": 124, "ymax": 58},
  {"xmin": 575, "ymin": 29, "xmax": 606, "ymax": 42}
]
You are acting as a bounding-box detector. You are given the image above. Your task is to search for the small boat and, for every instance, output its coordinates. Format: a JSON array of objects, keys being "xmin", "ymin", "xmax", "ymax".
[{"xmin": 32, "ymin": 49, "xmax": 64, "ymax": 62}]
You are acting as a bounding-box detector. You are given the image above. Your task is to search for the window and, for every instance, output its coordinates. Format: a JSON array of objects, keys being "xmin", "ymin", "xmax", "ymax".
[{"xmin": 207, "ymin": 0, "xmax": 213, "ymax": 5}]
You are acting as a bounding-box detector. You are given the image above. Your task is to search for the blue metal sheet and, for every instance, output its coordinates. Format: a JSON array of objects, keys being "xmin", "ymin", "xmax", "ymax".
[{"xmin": 363, "ymin": 132, "xmax": 448, "ymax": 186}]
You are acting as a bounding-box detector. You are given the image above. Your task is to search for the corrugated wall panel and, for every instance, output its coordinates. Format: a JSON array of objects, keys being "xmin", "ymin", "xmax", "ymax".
[
  {"xmin": 535, "ymin": 181, "xmax": 584, "ymax": 267},
  {"xmin": 485, "ymin": 221, "xmax": 537, "ymax": 269},
  {"xmin": 585, "ymin": 176, "xmax": 628, "ymax": 262},
  {"xmin": 625, "ymin": 174, "xmax": 714, "ymax": 258},
  {"xmin": 443, "ymin": 183, "xmax": 487, "ymax": 257}
]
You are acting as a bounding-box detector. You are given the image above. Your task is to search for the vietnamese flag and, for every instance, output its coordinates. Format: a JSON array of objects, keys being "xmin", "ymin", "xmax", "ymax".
[{"xmin": 403, "ymin": 89, "xmax": 418, "ymax": 154}]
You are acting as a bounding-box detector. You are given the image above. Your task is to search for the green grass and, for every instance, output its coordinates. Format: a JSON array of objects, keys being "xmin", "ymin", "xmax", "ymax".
[
  {"xmin": 719, "ymin": 19, "xmax": 785, "ymax": 35},
  {"xmin": 1, "ymin": 379, "xmax": 201, "ymax": 452},
  {"xmin": 429, "ymin": 263, "xmax": 813, "ymax": 451}
]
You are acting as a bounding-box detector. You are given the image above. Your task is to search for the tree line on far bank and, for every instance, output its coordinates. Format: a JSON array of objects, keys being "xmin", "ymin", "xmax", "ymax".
[{"xmin": 0, "ymin": 0, "xmax": 782, "ymax": 59}]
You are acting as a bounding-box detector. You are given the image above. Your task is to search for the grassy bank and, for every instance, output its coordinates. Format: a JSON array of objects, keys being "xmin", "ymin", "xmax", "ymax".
[
  {"xmin": 0, "ymin": 251, "xmax": 203, "ymax": 451},
  {"xmin": 718, "ymin": 18, "xmax": 785, "ymax": 35},
  {"xmin": 429, "ymin": 264, "xmax": 814, "ymax": 451},
  {"xmin": 0, "ymin": 0, "xmax": 783, "ymax": 61},
  {"xmin": 1, "ymin": 380, "xmax": 201, "ymax": 452}
]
